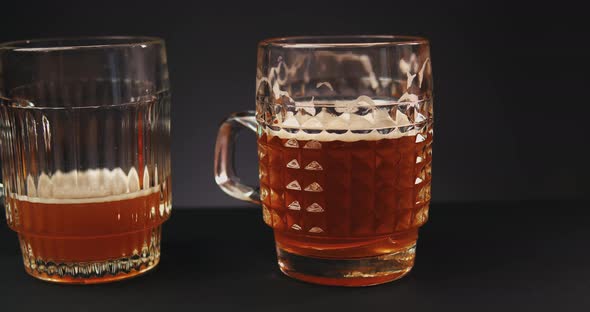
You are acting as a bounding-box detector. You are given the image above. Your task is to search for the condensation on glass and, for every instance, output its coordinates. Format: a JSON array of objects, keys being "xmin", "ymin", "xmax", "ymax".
[
  {"xmin": 215, "ymin": 35, "xmax": 433, "ymax": 286},
  {"xmin": 0, "ymin": 37, "xmax": 172, "ymax": 284}
]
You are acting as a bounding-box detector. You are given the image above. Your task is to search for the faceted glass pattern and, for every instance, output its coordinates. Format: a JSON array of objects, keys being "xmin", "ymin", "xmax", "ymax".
[
  {"xmin": 0, "ymin": 37, "xmax": 172, "ymax": 284},
  {"xmin": 257, "ymin": 103, "xmax": 433, "ymax": 237},
  {"xmin": 215, "ymin": 35, "xmax": 434, "ymax": 286}
]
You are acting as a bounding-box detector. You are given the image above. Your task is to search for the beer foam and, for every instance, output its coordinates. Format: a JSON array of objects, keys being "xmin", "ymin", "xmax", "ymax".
[
  {"xmin": 16, "ymin": 167, "xmax": 160, "ymax": 204},
  {"xmin": 264, "ymin": 96, "xmax": 430, "ymax": 142},
  {"xmin": 267, "ymin": 128, "xmax": 416, "ymax": 142}
]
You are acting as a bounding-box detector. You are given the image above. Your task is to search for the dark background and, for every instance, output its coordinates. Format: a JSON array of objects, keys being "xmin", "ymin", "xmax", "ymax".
[
  {"xmin": 0, "ymin": 0, "xmax": 587, "ymax": 208},
  {"xmin": 1, "ymin": 3, "xmax": 588, "ymax": 309}
]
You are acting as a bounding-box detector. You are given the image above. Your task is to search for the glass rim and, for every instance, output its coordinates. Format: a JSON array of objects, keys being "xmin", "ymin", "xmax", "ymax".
[
  {"xmin": 259, "ymin": 35, "xmax": 429, "ymax": 49},
  {"xmin": 0, "ymin": 36, "xmax": 165, "ymax": 52}
]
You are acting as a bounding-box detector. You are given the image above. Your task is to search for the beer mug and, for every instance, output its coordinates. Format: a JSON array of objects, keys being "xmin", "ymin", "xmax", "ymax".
[
  {"xmin": 0, "ymin": 37, "xmax": 172, "ymax": 284},
  {"xmin": 215, "ymin": 36, "xmax": 433, "ymax": 286}
]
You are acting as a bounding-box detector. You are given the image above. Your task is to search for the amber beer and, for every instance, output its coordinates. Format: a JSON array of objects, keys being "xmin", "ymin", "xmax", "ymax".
[
  {"xmin": 4, "ymin": 169, "xmax": 172, "ymax": 284},
  {"xmin": 257, "ymin": 125, "xmax": 432, "ymax": 286}
]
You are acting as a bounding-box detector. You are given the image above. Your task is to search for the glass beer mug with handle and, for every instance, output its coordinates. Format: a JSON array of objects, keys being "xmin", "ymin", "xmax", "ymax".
[
  {"xmin": 0, "ymin": 37, "xmax": 172, "ymax": 284},
  {"xmin": 215, "ymin": 36, "xmax": 433, "ymax": 286}
]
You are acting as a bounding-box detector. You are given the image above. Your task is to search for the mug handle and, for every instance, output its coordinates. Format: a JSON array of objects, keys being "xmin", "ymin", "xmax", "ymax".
[
  {"xmin": 0, "ymin": 96, "xmax": 7, "ymax": 204},
  {"xmin": 214, "ymin": 111, "xmax": 261, "ymax": 204}
]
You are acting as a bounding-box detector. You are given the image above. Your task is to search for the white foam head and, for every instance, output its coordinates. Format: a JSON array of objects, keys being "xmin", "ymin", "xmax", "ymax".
[
  {"xmin": 20, "ymin": 167, "xmax": 159, "ymax": 204},
  {"xmin": 265, "ymin": 95, "xmax": 428, "ymax": 142}
]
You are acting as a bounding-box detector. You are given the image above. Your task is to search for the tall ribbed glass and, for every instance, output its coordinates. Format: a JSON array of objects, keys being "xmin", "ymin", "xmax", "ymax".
[{"xmin": 0, "ymin": 37, "xmax": 172, "ymax": 284}]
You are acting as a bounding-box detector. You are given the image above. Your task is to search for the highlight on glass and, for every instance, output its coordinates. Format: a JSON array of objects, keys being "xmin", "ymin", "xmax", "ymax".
[
  {"xmin": 215, "ymin": 35, "xmax": 433, "ymax": 286},
  {"xmin": 0, "ymin": 37, "xmax": 172, "ymax": 284}
]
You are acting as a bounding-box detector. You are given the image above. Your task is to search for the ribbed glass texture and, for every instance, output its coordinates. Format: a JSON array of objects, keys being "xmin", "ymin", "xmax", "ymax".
[{"xmin": 0, "ymin": 37, "xmax": 171, "ymax": 283}]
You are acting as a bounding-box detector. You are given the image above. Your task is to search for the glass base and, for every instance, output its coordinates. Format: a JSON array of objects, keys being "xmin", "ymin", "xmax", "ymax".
[
  {"xmin": 276, "ymin": 244, "xmax": 416, "ymax": 287},
  {"xmin": 23, "ymin": 256, "xmax": 160, "ymax": 284},
  {"xmin": 18, "ymin": 226, "xmax": 163, "ymax": 284}
]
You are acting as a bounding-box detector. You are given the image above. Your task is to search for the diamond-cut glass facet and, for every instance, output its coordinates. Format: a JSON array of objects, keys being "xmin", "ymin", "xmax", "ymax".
[
  {"xmin": 288, "ymin": 201, "xmax": 301, "ymax": 210},
  {"xmin": 256, "ymin": 94, "xmax": 433, "ymax": 237},
  {"xmin": 304, "ymin": 182, "xmax": 323, "ymax": 192},
  {"xmin": 306, "ymin": 203, "xmax": 324, "ymax": 213},
  {"xmin": 303, "ymin": 140, "xmax": 322, "ymax": 149},
  {"xmin": 284, "ymin": 139, "xmax": 299, "ymax": 148},
  {"xmin": 286, "ymin": 159, "xmax": 300, "ymax": 169},
  {"xmin": 305, "ymin": 161, "xmax": 323, "ymax": 171},
  {"xmin": 286, "ymin": 180, "xmax": 301, "ymax": 190}
]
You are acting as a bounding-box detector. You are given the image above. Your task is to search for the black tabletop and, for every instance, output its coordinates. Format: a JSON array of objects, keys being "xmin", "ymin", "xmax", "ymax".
[{"xmin": 1, "ymin": 201, "xmax": 589, "ymax": 311}]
